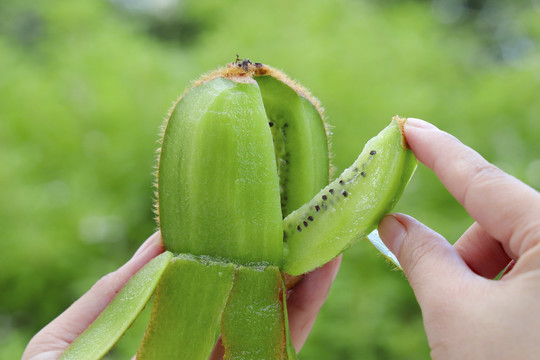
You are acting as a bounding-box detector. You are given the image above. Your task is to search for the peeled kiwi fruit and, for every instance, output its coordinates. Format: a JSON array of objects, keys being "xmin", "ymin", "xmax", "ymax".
[{"xmin": 60, "ymin": 59, "xmax": 416, "ymax": 360}]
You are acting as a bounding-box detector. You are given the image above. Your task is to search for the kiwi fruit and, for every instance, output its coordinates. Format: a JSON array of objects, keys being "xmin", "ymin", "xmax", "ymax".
[
  {"xmin": 157, "ymin": 62, "xmax": 330, "ymax": 267},
  {"xmin": 59, "ymin": 59, "xmax": 416, "ymax": 360}
]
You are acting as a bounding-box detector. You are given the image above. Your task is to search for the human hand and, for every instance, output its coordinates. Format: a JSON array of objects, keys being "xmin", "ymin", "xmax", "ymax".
[
  {"xmin": 23, "ymin": 232, "xmax": 341, "ymax": 360},
  {"xmin": 378, "ymin": 118, "xmax": 540, "ymax": 359}
]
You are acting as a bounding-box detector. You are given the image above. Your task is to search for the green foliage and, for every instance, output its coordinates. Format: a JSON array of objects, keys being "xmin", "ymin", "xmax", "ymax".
[{"xmin": 1, "ymin": 0, "xmax": 539, "ymax": 358}]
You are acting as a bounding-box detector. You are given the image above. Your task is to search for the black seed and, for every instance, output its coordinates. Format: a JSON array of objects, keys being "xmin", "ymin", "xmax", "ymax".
[
  {"xmin": 353, "ymin": 167, "xmax": 359, "ymax": 172},
  {"xmin": 315, "ymin": 205, "xmax": 321, "ymax": 212},
  {"xmin": 303, "ymin": 221, "xmax": 308, "ymax": 227},
  {"xmin": 242, "ymin": 59, "xmax": 252, "ymax": 71},
  {"xmin": 269, "ymin": 121, "xmax": 274, "ymax": 127},
  {"xmin": 322, "ymin": 195, "xmax": 328, "ymax": 201},
  {"xmin": 339, "ymin": 180, "xmax": 345, "ymax": 185},
  {"xmin": 342, "ymin": 190, "xmax": 348, "ymax": 197},
  {"xmin": 329, "ymin": 189, "xmax": 334, "ymax": 194},
  {"xmin": 297, "ymin": 225, "xmax": 302, "ymax": 232},
  {"xmin": 361, "ymin": 171, "xmax": 366, "ymax": 177},
  {"xmin": 370, "ymin": 150, "xmax": 376, "ymax": 155},
  {"xmin": 283, "ymin": 123, "xmax": 289, "ymax": 128}
]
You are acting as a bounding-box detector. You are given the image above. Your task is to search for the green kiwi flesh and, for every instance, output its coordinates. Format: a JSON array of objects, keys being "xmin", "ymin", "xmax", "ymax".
[
  {"xmin": 158, "ymin": 77, "xmax": 283, "ymax": 266},
  {"xmin": 137, "ymin": 255, "xmax": 292, "ymax": 360},
  {"xmin": 59, "ymin": 251, "xmax": 173, "ymax": 360},
  {"xmin": 282, "ymin": 119, "xmax": 417, "ymax": 275},
  {"xmin": 221, "ymin": 265, "xmax": 287, "ymax": 360},
  {"xmin": 138, "ymin": 254, "xmax": 236, "ymax": 359},
  {"xmin": 254, "ymin": 75, "xmax": 329, "ymax": 218}
]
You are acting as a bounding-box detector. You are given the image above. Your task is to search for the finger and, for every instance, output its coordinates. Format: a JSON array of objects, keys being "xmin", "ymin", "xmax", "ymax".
[
  {"xmin": 378, "ymin": 214, "xmax": 472, "ymax": 304},
  {"xmin": 286, "ymin": 255, "xmax": 341, "ymax": 352},
  {"xmin": 404, "ymin": 118, "xmax": 540, "ymax": 259},
  {"xmin": 454, "ymin": 222, "xmax": 512, "ymax": 279},
  {"xmin": 23, "ymin": 232, "xmax": 164, "ymax": 360}
]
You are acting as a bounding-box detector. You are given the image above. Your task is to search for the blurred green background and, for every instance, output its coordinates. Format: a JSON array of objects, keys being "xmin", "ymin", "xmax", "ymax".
[{"xmin": 1, "ymin": 0, "xmax": 539, "ymax": 358}]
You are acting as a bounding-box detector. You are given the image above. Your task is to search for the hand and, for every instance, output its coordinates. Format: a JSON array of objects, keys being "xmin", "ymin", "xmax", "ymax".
[
  {"xmin": 23, "ymin": 232, "xmax": 341, "ymax": 360},
  {"xmin": 379, "ymin": 118, "xmax": 540, "ymax": 359}
]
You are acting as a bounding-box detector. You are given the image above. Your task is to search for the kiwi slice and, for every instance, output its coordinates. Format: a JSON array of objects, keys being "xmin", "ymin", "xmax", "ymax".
[{"xmin": 282, "ymin": 118, "xmax": 417, "ymax": 275}]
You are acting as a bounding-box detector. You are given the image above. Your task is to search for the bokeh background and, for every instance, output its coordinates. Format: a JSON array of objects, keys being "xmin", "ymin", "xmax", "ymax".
[{"xmin": 1, "ymin": 0, "xmax": 539, "ymax": 358}]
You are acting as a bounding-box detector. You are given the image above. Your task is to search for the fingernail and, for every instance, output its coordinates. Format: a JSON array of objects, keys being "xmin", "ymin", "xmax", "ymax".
[
  {"xmin": 405, "ymin": 118, "xmax": 438, "ymax": 130},
  {"xmin": 378, "ymin": 215, "xmax": 407, "ymax": 256}
]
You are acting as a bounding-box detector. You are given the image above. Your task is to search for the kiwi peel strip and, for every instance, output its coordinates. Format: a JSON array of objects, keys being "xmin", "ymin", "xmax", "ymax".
[
  {"xmin": 60, "ymin": 60, "xmax": 415, "ymax": 359},
  {"xmin": 58, "ymin": 251, "xmax": 172, "ymax": 360}
]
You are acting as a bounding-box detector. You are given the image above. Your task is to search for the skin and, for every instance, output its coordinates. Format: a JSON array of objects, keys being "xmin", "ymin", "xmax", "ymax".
[
  {"xmin": 379, "ymin": 118, "xmax": 540, "ymax": 360},
  {"xmin": 22, "ymin": 232, "xmax": 341, "ymax": 360}
]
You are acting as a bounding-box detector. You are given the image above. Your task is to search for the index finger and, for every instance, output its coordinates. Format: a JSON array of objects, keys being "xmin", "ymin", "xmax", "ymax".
[{"xmin": 404, "ymin": 118, "xmax": 540, "ymax": 259}]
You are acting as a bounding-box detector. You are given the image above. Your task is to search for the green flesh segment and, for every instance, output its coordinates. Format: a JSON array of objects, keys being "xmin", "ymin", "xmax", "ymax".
[
  {"xmin": 255, "ymin": 75, "xmax": 329, "ymax": 218},
  {"xmin": 221, "ymin": 265, "xmax": 285, "ymax": 360},
  {"xmin": 137, "ymin": 254, "xmax": 236, "ymax": 360},
  {"xmin": 159, "ymin": 77, "xmax": 283, "ymax": 265},
  {"xmin": 59, "ymin": 251, "xmax": 173, "ymax": 360},
  {"xmin": 282, "ymin": 120, "xmax": 417, "ymax": 275}
]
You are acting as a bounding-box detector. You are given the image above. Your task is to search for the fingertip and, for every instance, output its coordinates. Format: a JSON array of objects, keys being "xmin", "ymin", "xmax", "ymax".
[
  {"xmin": 402, "ymin": 118, "xmax": 439, "ymax": 166},
  {"xmin": 125, "ymin": 232, "xmax": 165, "ymax": 273},
  {"xmin": 378, "ymin": 214, "xmax": 407, "ymax": 257},
  {"xmin": 133, "ymin": 231, "xmax": 163, "ymax": 258},
  {"xmin": 405, "ymin": 118, "xmax": 438, "ymax": 131}
]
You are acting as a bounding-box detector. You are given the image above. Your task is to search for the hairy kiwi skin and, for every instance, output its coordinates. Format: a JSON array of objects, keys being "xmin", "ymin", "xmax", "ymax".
[{"xmin": 282, "ymin": 118, "xmax": 417, "ymax": 276}]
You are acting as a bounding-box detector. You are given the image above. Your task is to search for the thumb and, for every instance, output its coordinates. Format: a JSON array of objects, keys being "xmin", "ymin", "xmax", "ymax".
[{"xmin": 378, "ymin": 214, "xmax": 470, "ymax": 303}]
